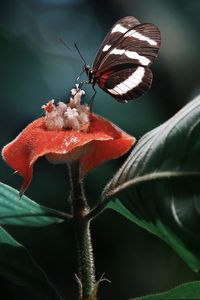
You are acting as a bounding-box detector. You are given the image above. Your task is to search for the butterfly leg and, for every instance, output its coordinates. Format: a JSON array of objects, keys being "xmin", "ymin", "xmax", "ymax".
[
  {"xmin": 88, "ymin": 84, "xmax": 97, "ymax": 109},
  {"xmin": 76, "ymin": 70, "xmax": 85, "ymax": 82},
  {"xmin": 73, "ymin": 80, "xmax": 87, "ymax": 96}
]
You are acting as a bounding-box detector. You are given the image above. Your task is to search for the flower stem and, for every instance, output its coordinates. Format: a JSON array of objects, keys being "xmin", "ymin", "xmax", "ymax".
[{"xmin": 68, "ymin": 161, "xmax": 95, "ymax": 300}]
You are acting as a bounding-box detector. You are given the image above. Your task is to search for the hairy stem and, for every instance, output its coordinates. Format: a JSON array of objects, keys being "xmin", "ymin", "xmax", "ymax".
[{"xmin": 68, "ymin": 161, "xmax": 95, "ymax": 300}]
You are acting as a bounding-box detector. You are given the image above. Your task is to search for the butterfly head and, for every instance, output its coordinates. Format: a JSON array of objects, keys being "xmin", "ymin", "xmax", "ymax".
[
  {"xmin": 83, "ymin": 64, "xmax": 95, "ymax": 84},
  {"xmin": 83, "ymin": 64, "xmax": 90, "ymax": 75}
]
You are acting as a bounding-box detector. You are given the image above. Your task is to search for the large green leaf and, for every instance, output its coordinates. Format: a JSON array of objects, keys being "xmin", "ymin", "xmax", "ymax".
[
  {"xmin": 0, "ymin": 182, "xmax": 67, "ymax": 226},
  {"xmin": 0, "ymin": 225, "xmax": 62, "ymax": 299},
  {"xmin": 132, "ymin": 281, "xmax": 200, "ymax": 299},
  {"xmin": 101, "ymin": 95, "xmax": 200, "ymax": 271}
]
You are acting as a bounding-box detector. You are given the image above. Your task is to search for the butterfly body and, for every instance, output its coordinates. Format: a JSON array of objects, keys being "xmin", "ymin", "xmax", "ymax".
[{"xmin": 83, "ymin": 16, "xmax": 161, "ymax": 103}]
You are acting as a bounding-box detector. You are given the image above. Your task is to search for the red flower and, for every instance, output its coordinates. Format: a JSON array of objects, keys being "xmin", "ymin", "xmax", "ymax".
[{"xmin": 2, "ymin": 89, "xmax": 135, "ymax": 194}]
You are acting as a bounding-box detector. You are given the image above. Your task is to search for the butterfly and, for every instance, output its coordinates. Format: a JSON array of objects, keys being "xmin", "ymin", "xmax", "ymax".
[{"xmin": 82, "ymin": 16, "xmax": 161, "ymax": 103}]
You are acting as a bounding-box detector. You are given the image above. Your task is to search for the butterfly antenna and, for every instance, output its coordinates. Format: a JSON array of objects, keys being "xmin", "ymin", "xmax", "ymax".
[
  {"xmin": 74, "ymin": 43, "xmax": 87, "ymax": 65},
  {"xmin": 58, "ymin": 37, "xmax": 72, "ymax": 51}
]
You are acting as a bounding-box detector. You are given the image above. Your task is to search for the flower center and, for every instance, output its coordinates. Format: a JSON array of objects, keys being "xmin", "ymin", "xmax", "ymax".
[{"xmin": 42, "ymin": 87, "xmax": 90, "ymax": 132}]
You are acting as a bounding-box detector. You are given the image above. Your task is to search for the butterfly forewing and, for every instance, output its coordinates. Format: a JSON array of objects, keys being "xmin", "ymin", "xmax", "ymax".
[
  {"xmin": 93, "ymin": 16, "xmax": 140, "ymax": 71},
  {"xmin": 96, "ymin": 23, "xmax": 161, "ymax": 73}
]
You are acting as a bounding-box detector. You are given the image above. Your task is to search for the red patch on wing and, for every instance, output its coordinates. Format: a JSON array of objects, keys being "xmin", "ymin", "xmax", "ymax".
[{"xmin": 97, "ymin": 71, "xmax": 113, "ymax": 88}]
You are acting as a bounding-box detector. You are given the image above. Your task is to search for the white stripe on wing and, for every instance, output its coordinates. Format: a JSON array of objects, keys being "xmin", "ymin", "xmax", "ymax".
[
  {"xmin": 110, "ymin": 48, "xmax": 150, "ymax": 66},
  {"xmin": 111, "ymin": 24, "xmax": 128, "ymax": 34},
  {"xmin": 125, "ymin": 29, "xmax": 157, "ymax": 45},
  {"xmin": 107, "ymin": 67, "xmax": 145, "ymax": 95},
  {"xmin": 102, "ymin": 44, "xmax": 111, "ymax": 52}
]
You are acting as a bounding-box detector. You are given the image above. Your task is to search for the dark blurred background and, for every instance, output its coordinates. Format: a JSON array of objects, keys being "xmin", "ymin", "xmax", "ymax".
[{"xmin": 0, "ymin": 0, "xmax": 200, "ymax": 299}]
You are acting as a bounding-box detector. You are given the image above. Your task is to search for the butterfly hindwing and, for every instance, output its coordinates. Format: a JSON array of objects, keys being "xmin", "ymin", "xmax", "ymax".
[{"xmin": 98, "ymin": 66, "xmax": 152, "ymax": 102}]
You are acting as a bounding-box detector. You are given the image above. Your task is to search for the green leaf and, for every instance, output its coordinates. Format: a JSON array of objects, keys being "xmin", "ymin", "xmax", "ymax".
[
  {"xmin": 132, "ymin": 281, "xmax": 200, "ymax": 299},
  {"xmin": 0, "ymin": 225, "xmax": 61, "ymax": 299},
  {"xmin": 0, "ymin": 182, "xmax": 65, "ymax": 226},
  {"xmin": 103, "ymin": 95, "xmax": 200, "ymax": 271}
]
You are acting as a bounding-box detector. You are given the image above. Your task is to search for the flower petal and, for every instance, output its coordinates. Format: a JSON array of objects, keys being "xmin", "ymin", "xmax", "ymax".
[
  {"xmin": 80, "ymin": 114, "xmax": 135, "ymax": 175},
  {"xmin": 2, "ymin": 113, "xmax": 135, "ymax": 193}
]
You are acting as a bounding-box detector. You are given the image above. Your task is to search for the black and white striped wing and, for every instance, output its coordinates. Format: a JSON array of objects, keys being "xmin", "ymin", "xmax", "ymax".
[
  {"xmin": 93, "ymin": 16, "xmax": 140, "ymax": 71},
  {"xmin": 99, "ymin": 66, "xmax": 152, "ymax": 103},
  {"xmin": 96, "ymin": 22, "xmax": 161, "ymax": 72},
  {"xmin": 93, "ymin": 17, "xmax": 161, "ymax": 102}
]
